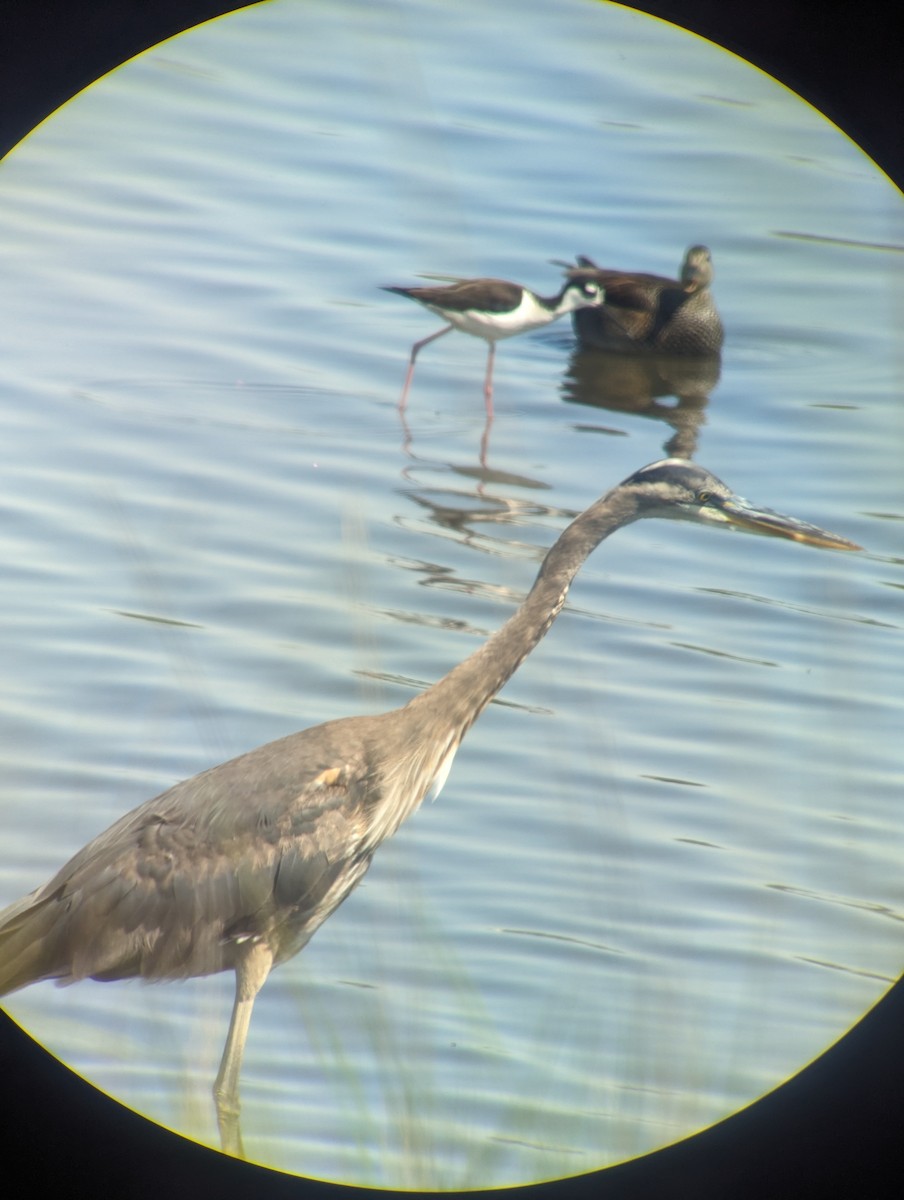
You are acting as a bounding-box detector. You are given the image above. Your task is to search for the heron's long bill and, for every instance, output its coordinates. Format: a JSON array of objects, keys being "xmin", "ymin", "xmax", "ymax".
[{"xmin": 719, "ymin": 496, "xmax": 862, "ymax": 551}]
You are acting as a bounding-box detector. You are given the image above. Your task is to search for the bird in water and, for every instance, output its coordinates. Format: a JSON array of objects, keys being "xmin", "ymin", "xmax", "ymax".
[
  {"xmin": 0, "ymin": 459, "xmax": 858, "ymax": 1158},
  {"xmin": 561, "ymin": 245, "xmax": 724, "ymax": 356},
  {"xmin": 383, "ymin": 274, "xmax": 603, "ymax": 414}
]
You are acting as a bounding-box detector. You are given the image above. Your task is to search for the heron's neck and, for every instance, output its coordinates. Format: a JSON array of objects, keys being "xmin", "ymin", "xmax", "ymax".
[{"xmin": 404, "ymin": 486, "xmax": 641, "ymax": 740}]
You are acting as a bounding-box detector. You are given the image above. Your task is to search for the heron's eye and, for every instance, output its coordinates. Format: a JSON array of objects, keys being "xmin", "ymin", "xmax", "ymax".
[{"xmin": 696, "ymin": 490, "xmax": 713, "ymax": 504}]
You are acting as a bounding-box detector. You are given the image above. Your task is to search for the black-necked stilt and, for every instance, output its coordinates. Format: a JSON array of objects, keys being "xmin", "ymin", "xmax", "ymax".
[
  {"xmin": 558, "ymin": 246, "xmax": 723, "ymax": 356},
  {"xmin": 383, "ymin": 274, "xmax": 604, "ymax": 412}
]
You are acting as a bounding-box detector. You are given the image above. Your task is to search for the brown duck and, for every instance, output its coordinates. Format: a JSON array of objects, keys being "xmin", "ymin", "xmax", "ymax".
[{"xmin": 566, "ymin": 245, "xmax": 724, "ymax": 356}]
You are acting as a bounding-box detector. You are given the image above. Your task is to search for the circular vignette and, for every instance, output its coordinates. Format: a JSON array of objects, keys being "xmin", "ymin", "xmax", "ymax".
[{"xmin": 0, "ymin": 3, "xmax": 901, "ymax": 1200}]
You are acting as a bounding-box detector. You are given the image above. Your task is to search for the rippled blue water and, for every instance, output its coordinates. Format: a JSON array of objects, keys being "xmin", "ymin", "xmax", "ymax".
[{"xmin": 0, "ymin": 0, "xmax": 901, "ymax": 1189}]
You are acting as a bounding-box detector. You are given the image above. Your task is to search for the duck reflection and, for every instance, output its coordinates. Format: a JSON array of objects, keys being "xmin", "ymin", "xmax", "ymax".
[{"xmin": 561, "ymin": 348, "xmax": 720, "ymax": 460}]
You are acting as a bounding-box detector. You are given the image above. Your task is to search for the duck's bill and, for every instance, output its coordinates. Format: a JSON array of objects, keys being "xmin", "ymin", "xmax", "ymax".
[{"xmin": 719, "ymin": 497, "xmax": 862, "ymax": 551}]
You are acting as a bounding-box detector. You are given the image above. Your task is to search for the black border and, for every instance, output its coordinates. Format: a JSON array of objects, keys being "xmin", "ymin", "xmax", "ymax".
[{"xmin": 1, "ymin": 3, "xmax": 901, "ymax": 1197}]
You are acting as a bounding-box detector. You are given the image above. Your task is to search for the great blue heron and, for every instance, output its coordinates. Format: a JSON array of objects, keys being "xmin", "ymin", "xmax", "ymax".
[
  {"xmin": 560, "ymin": 245, "xmax": 724, "ymax": 356},
  {"xmin": 382, "ymin": 275, "xmax": 603, "ymax": 412},
  {"xmin": 0, "ymin": 459, "xmax": 858, "ymax": 1158}
]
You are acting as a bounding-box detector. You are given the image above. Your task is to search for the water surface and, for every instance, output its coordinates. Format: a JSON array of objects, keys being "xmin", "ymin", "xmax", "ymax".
[{"xmin": 0, "ymin": 0, "xmax": 901, "ymax": 1190}]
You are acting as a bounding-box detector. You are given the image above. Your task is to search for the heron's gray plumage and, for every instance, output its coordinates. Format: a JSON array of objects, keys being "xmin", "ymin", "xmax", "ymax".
[{"xmin": 0, "ymin": 458, "xmax": 858, "ymax": 1156}]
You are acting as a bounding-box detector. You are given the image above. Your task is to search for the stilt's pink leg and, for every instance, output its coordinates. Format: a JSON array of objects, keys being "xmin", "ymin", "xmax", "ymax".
[
  {"xmin": 397, "ymin": 324, "xmax": 453, "ymax": 410},
  {"xmin": 483, "ymin": 342, "xmax": 496, "ymax": 420}
]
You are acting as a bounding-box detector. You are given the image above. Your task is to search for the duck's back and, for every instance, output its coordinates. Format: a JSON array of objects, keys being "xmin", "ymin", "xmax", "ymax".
[{"xmin": 570, "ymin": 249, "xmax": 724, "ymax": 356}]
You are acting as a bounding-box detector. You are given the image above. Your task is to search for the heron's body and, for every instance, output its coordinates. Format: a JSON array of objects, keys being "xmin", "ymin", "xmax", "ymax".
[
  {"xmin": 383, "ymin": 275, "xmax": 603, "ymax": 411},
  {"xmin": 0, "ymin": 460, "xmax": 857, "ymax": 1157},
  {"xmin": 567, "ymin": 246, "xmax": 723, "ymax": 356},
  {"xmin": 0, "ymin": 716, "xmax": 394, "ymax": 991}
]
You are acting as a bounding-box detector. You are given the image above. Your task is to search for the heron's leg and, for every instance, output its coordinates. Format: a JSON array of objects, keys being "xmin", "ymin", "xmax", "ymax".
[
  {"xmin": 482, "ymin": 342, "xmax": 496, "ymax": 419},
  {"xmin": 214, "ymin": 939, "xmax": 274, "ymax": 1159},
  {"xmin": 399, "ymin": 324, "xmax": 453, "ymax": 410}
]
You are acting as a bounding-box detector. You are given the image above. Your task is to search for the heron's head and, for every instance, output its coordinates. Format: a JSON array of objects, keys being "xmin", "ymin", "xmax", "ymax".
[
  {"xmin": 680, "ymin": 245, "xmax": 714, "ymax": 292},
  {"xmin": 624, "ymin": 459, "xmax": 861, "ymax": 551}
]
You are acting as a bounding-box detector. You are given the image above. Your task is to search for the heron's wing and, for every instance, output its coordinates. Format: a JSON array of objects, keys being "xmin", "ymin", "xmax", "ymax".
[{"xmin": 0, "ymin": 724, "xmax": 376, "ymax": 990}]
